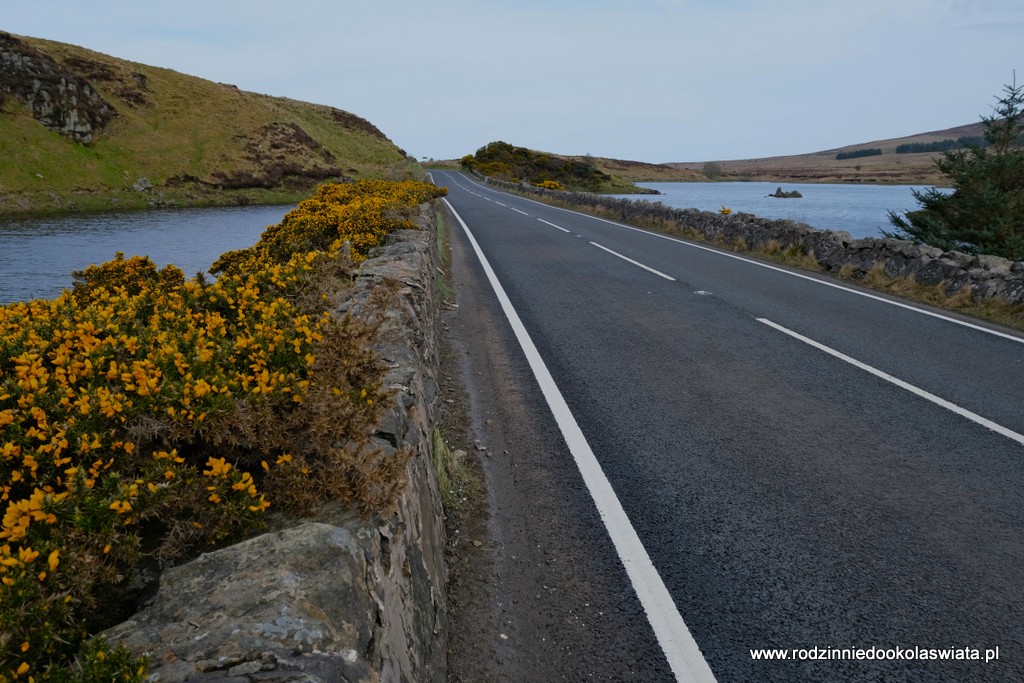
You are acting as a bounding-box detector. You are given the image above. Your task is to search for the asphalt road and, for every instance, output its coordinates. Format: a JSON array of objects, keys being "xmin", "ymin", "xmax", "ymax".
[{"xmin": 432, "ymin": 170, "xmax": 1024, "ymax": 682}]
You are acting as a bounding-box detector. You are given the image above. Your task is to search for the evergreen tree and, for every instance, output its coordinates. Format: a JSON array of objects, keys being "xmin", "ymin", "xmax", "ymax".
[{"xmin": 886, "ymin": 79, "xmax": 1024, "ymax": 260}]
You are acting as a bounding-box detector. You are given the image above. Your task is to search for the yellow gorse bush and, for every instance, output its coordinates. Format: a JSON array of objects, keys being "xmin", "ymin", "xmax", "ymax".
[
  {"xmin": 212, "ymin": 179, "xmax": 444, "ymax": 274},
  {"xmin": 0, "ymin": 179, "xmax": 446, "ymax": 681}
]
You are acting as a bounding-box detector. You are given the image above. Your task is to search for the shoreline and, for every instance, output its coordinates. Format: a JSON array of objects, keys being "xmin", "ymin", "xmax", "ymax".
[{"xmin": 0, "ymin": 185, "xmax": 312, "ymax": 219}]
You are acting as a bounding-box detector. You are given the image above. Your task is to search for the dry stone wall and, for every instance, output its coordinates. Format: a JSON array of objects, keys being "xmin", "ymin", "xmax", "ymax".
[
  {"xmin": 478, "ymin": 174, "xmax": 1024, "ymax": 305},
  {"xmin": 102, "ymin": 206, "xmax": 447, "ymax": 683}
]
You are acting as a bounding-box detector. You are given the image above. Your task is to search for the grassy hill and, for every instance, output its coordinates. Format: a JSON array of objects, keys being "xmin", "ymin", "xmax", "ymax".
[
  {"xmin": 666, "ymin": 122, "xmax": 988, "ymax": 185},
  {"xmin": 0, "ymin": 32, "xmax": 413, "ymax": 215}
]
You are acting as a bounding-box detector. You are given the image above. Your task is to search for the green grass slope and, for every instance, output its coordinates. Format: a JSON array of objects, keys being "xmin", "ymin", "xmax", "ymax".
[{"xmin": 0, "ymin": 32, "xmax": 413, "ymax": 215}]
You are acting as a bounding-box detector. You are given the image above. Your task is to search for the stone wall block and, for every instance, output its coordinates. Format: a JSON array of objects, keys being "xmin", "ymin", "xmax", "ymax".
[
  {"xmin": 945, "ymin": 271, "xmax": 973, "ymax": 295},
  {"xmin": 915, "ymin": 258, "xmax": 961, "ymax": 286},
  {"xmin": 943, "ymin": 250, "xmax": 975, "ymax": 269},
  {"xmin": 971, "ymin": 253, "xmax": 1013, "ymax": 272},
  {"xmin": 884, "ymin": 255, "xmax": 913, "ymax": 279},
  {"xmin": 1003, "ymin": 276, "xmax": 1024, "ymax": 304}
]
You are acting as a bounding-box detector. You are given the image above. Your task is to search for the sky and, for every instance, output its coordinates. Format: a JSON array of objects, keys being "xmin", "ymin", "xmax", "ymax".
[{"xmin": 5, "ymin": 0, "xmax": 1022, "ymax": 163}]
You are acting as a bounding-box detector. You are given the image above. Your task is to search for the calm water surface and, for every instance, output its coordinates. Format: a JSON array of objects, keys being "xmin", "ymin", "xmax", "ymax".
[
  {"xmin": 613, "ymin": 182, "xmax": 951, "ymax": 240},
  {"xmin": 0, "ymin": 204, "xmax": 294, "ymax": 304}
]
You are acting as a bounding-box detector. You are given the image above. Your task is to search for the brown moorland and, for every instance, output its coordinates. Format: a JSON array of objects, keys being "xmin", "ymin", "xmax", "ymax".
[{"xmin": 666, "ymin": 122, "xmax": 986, "ymax": 185}]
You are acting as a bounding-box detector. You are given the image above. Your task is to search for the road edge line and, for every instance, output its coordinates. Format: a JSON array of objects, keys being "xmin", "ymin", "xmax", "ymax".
[{"xmin": 443, "ymin": 197, "xmax": 718, "ymax": 683}]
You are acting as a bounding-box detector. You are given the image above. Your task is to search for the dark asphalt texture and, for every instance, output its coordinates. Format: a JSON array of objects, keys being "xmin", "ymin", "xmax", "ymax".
[{"xmin": 433, "ymin": 170, "xmax": 1024, "ymax": 683}]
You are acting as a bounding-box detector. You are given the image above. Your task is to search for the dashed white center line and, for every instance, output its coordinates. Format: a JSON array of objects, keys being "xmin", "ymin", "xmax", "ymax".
[
  {"xmin": 510, "ymin": 207, "xmax": 529, "ymax": 216},
  {"xmin": 759, "ymin": 318, "xmax": 1024, "ymax": 447},
  {"xmin": 590, "ymin": 242, "xmax": 676, "ymax": 282},
  {"xmin": 494, "ymin": 201, "xmax": 507, "ymax": 206},
  {"xmin": 538, "ymin": 218, "xmax": 571, "ymax": 233}
]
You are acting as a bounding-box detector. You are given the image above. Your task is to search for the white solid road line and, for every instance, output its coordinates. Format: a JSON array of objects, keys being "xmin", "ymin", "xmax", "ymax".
[
  {"xmin": 451, "ymin": 172, "xmax": 1024, "ymax": 346},
  {"xmin": 590, "ymin": 242, "xmax": 677, "ymax": 282},
  {"xmin": 538, "ymin": 218, "xmax": 572, "ymax": 233},
  {"xmin": 444, "ymin": 197, "xmax": 718, "ymax": 683},
  {"xmin": 759, "ymin": 318, "xmax": 1024, "ymax": 447}
]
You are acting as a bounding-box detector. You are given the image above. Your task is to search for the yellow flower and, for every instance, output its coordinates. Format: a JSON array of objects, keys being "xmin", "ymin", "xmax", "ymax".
[
  {"xmin": 231, "ymin": 472, "xmax": 255, "ymax": 492},
  {"xmin": 203, "ymin": 457, "xmax": 231, "ymax": 477},
  {"xmin": 192, "ymin": 378, "xmax": 212, "ymax": 397},
  {"xmin": 47, "ymin": 549, "xmax": 59, "ymax": 572}
]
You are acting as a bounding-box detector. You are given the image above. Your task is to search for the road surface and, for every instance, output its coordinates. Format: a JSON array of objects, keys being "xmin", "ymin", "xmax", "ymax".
[{"xmin": 432, "ymin": 170, "xmax": 1024, "ymax": 682}]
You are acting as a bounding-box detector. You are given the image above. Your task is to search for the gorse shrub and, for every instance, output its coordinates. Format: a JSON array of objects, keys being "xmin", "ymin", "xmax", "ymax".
[
  {"xmin": 460, "ymin": 141, "xmax": 612, "ymax": 192},
  {"xmin": 536, "ymin": 180, "xmax": 564, "ymax": 191},
  {"xmin": 213, "ymin": 179, "xmax": 446, "ymax": 274},
  {"xmin": 0, "ymin": 179, "xmax": 446, "ymax": 681}
]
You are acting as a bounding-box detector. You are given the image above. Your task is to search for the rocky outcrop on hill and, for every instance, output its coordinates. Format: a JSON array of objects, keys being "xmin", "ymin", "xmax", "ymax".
[
  {"xmin": 331, "ymin": 107, "xmax": 392, "ymax": 143},
  {"xmin": 102, "ymin": 207, "xmax": 448, "ymax": 682},
  {"xmin": 0, "ymin": 32, "xmax": 115, "ymax": 143},
  {"xmin": 211, "ymin": 122, "xmax": 347, "ymax": 189},
  {"xmin": 479, "ymin": 174, "xmax": 1024, "ymax": 306}
]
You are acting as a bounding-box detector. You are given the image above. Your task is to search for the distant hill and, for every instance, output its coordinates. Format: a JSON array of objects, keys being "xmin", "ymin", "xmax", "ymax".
[
  {"xmin": 454, "ymin": 123, "xmax": 981, "ymax": 191},
  {"xmin": 666, "ymin": 122, "xmax": 988, "ymax": 185},
  {"xmin": 567, "ymin": 155, "xmax": 703, "ymax": 185},
  {"xmin": 457, "ymin": 141, "xmax": 702, "ymax": 193},
  {"xmin": 0, "ymin": 31, "xmax": 412, "ymax": 215}
]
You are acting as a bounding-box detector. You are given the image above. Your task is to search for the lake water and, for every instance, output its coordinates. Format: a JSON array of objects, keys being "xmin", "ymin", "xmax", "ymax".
[
  {"xmin": 613, "ymin": 182, "xmax": 950, "ymax": 240},
  {"xmin": 0, "ymin": 204, "xmax": 294, "ymax": 304},
  {"xmin": 0, "ymin": 182, "xmax": 946, "ymax": 303}
]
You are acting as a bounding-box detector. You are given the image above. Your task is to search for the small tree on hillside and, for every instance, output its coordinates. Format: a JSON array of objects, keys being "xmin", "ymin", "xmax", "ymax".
[{"xmin": 886, "ymin": 78, "xmax": 1024, "ymax": 260}]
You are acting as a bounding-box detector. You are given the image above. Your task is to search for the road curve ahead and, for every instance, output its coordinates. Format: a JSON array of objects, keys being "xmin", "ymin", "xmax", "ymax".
[{"xmin": 432, "ymin": 170, "xmax": 1024, "ymax": 682}]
